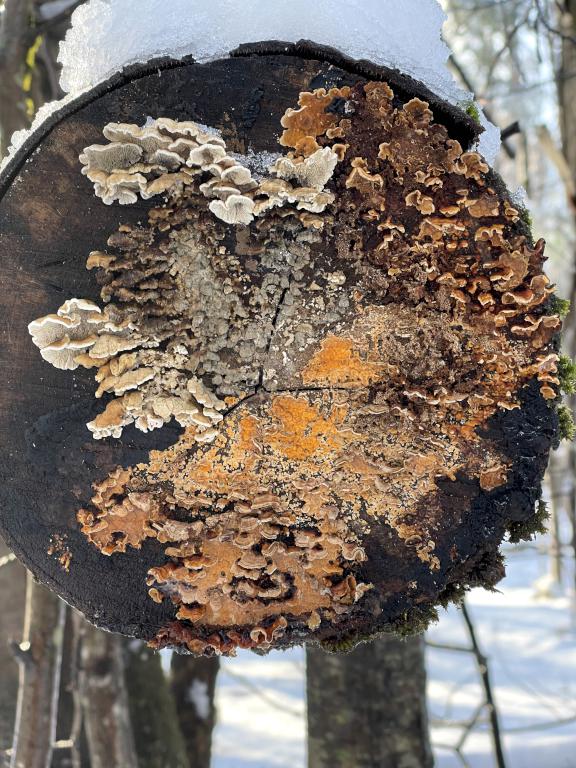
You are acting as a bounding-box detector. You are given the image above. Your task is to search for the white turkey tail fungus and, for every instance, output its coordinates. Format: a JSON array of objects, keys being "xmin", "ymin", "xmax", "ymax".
[
  {"xmin": 29, "ymin": 113, "xmax": 347, "ymax": 441},
  {"xmin": 78, "ymin": 117, "xmax": 340, "ymax": 220}
]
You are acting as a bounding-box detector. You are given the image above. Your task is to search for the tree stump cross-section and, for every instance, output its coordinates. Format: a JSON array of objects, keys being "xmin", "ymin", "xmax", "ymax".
[{"xmin": 0, "ymin": 44, "xmax": 560, "ymax": 656}]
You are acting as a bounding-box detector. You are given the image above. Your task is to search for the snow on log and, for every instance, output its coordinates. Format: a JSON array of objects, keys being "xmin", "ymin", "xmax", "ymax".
[{"xmin": 0, "ymin": 47, "xmax": 560, "ymax": 656}]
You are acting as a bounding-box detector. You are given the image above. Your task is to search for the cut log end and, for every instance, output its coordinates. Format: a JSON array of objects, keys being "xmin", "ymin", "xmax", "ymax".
[{"xmin": 0, "ymin": 49, "xmax": 560, "ymax": 657}]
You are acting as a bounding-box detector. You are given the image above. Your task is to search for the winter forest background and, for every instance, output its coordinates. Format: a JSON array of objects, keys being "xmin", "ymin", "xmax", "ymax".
[{"xmin": 0, "ymin": 1, "xmax": 576, "ymax": 767}]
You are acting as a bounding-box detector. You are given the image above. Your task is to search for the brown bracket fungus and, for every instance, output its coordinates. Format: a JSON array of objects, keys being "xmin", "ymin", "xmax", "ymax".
[{"xmin": 0, "ymin": 45, "xmax": 560, "ymax": 657}]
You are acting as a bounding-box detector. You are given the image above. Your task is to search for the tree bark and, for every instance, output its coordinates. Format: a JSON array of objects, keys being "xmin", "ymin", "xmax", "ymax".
[
  {"xmin": 79, "ymin": 624, "xmax": 138, "ymax": 768},
  {"xmin": 306, "ymin": 636, "xmax": 433, "ymax": 768},
  {"xmin": 0, "ymin": 538, "xmax": 26, "ymax": 765},
  {"xmin": 52, "ymin": 608, "xmax": 90, "ymax": 768},
  {"xmin": 124, "ymin": 640, "xmax": 189, "ymax": 768},
  {"xmin": 0, "ymin": 0, "xmax": 77, "ymax": 157},
  {"xmin": 558, "ymin": 4, "xmax": 576, "ymax": 206},
  {"xmin": 170, "ymin": 654, "xmax": 220, "ymax": 768},
  {"xmin": 10, "ymin": 572, "xmax": 66, "ymax": 768},
  {"xmin": 0, "ymin": 0, "xmax": 35, "ymax": 155},
  {"xmin": 558, "ymin": 3, "xmax": 576, "ymax": 590}
]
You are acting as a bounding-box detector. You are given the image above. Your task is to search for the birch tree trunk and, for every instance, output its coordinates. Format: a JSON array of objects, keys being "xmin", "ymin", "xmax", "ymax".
[{"xmin": 307, "ymin": 636, "xmax": 433, "ymax": 768}]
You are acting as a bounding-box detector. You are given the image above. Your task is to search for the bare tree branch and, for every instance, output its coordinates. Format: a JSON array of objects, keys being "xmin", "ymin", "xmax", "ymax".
[
  {"xmin": 536, "ymin": 124, "xmax": 576, "ymax": 206},
  {"xmin": 427, "ymin": 599, "xmax": 509, "ymax": 768},
  {"xmin": 461, "ymin": 601, "xmax": 508, "ymax": 768},
  {"xmin": 448, "ymin": 53, "xmax": 517, "ymax": 159}
]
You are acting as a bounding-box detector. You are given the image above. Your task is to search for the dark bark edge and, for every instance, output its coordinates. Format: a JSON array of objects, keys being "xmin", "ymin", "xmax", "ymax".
[
  {"xmin": 0, "ymin": 41, "xmax": 482, "ymax": 200},
  {"xmin": 231, "ymin": 39, "xmax": 483, "ymax": 145}
]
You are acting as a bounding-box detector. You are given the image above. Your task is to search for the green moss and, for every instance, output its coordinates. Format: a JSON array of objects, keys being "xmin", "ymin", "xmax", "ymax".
[
  {"xmin": 508, "ymin": 499, "xmax": 550, "ymax": 544},
  {"xmin": 549, "ymin": 295, "xmax": 571, "ymax": 318},
  {"xmin": 558, "ymin": 403, "xmax": 576, "ymax": 442},
  {"xmin": 437, "ymin": 582, "xmax": 468, "ymax": 609},
  {"xmin": 320, "ymin": 604, "xmax": 441, "ymax": 652},
  {"xmin": 519, "ymin": 206, "xmax": 533, "ymax": 229},
  {"xmin": 464, "ymin": 101, "xmax": 481, "ymax": 125},
  {"xmin": 320, "ymin": 630, "xmax": 383, "ymax": 653},
  {"xmin": 389, "ymin": 604, "xmax": 440, "ymax": 637},
  {"xmin": 558, "ymin": 355, "xmax": 576, "ymax": 395}
]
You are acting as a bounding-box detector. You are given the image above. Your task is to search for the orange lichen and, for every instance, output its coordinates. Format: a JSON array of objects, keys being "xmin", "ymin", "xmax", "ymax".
[
  {"xmin": 79, "ymin": 394, "xmax": 373, "ymax": 653},
  {"xmin": 266, "ymin": 395, "xmax": 354, "ymax": 461},
  {"xmin": 147, "ymin": 497, "xmax": 366, "ymax": 628},
  {"xmin": 301, "ymin": 336, "xmax": 387, "ymax": 387}
]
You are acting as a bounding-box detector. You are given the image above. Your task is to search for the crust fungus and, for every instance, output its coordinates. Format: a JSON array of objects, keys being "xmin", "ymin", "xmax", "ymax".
[{"xmin": 25, "ymin": 71, "xmax": 560, "ymax": 656}]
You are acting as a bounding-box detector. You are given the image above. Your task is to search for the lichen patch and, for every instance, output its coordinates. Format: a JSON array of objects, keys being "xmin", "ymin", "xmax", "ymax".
[{"xmin": 301, "ymin": 336, "xmax": 388, "ymax": 387}]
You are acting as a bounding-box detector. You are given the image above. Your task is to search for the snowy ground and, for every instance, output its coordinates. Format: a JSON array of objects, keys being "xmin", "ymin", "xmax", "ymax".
[
  {"xmin": 212, "ymin": 536, "xmax": 576, "ymax": 768},
  {"xmin": 428, "ymin": 538, "xmax": 576, "ymax": 768}
]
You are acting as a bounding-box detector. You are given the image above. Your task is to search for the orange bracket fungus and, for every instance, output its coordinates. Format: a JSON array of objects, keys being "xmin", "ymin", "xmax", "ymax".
[{"xmin": 0, "ymin": 44, "xmax": 560, "ymax": 656}]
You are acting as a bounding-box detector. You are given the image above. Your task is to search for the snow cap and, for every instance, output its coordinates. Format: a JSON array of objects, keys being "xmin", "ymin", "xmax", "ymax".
[{"xmin": 3, "ymin": 0, "xmax": 501, "ymax": 169}]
